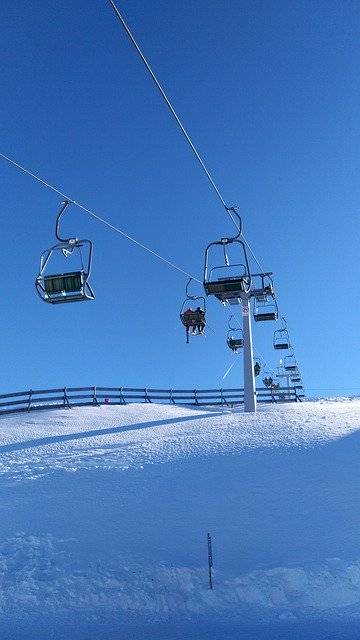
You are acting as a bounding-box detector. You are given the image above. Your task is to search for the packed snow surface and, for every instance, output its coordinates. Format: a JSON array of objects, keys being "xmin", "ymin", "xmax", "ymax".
[{"xmin": 1, "ymin": 399, "xmax": 360, "ymax": 639}]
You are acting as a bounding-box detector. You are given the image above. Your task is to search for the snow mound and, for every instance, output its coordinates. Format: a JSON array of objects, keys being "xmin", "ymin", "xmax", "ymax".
[
  {"xmin": 0, "ymin": 400, "xmax": 358, "ymax": 481},
  {"xmin": 0, "ymin": 400, "xmax": 360, "ymax": 638}
]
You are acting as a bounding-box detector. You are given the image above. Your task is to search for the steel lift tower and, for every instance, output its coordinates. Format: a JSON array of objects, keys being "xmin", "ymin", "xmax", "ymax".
[{"xmin": 203, "ymin": 211, "xmax": 278, "ymax": 413}]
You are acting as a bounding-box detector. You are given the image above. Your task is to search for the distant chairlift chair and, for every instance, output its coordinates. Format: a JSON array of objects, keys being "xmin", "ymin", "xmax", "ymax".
[
  {"xmin": 253, "ymin": 275, "xmax": 278, "ymax": 321},
  {"xmin": 284, "ymin": 353, "xmax": 298, "ymax": 373},
  {"xmin": 180, "ymin": 278, "xmax": 206, "ymax": 344},
  {"xmin": 226, "ymin": 315, "xmax": 244, "ymax": 352},
  {"xmin": 273, "ymin": 317, "xmax": 291, "ymax": 350}
]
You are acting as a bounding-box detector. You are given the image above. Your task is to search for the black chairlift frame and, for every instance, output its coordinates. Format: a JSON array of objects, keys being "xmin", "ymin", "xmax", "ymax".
[
  {"xmin": 35, "ymin": 200, "xmax": 95, "ymax": 304},
  {"xmin": 273, "ymin": 316, "xmax": 291, "ymax": 350},
  {"xmin": 252, "ymin": 273, "xmax": 278, "ymax": 321},
  {"xmin": 180, "ymin": 278, "xmax": 206, "ymax": 343},
  {"xmin": 203, "ymin": 209, "xmax": 251, "ymax": 304},
  {"xmin": 283, "ymin": 352, "xmax": 298, "ymax": 372},
  {"xmin": 226, "ymin": 314, "xmax": 244, "ymax": 352}
]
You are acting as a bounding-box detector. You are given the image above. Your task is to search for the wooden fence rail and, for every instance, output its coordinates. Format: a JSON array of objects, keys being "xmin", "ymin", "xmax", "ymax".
[{"xmin": 0, "ymin": 385, "xmax": 304, "ymax": 416}]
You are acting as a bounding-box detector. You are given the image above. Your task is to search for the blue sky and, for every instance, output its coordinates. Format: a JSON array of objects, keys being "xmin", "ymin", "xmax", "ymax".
[{"xmin": 1, "ymin": 0, "xmax": 359, "ymax": 395}]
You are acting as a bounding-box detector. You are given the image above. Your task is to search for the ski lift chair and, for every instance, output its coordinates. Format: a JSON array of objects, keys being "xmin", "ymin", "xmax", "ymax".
[
  {"xmin": 273, "ymin": 318, "xmax": 291, "ymax": 349},
  {"xmin": 227, "ymin": 333, "xmax": 244, "ymax": 352},
  {"xmin": 203, "ymin": 209, "xmax": 251, "ymax": 305},
  {"xmin": 253, "ymin": 299, "xmax": 278, "ymax": 321},
  {"xmin": 226, "ymin": 315, "xmax": 244, "ymax": 352},
  {"xmin": 284, "ymin": 353, "xmax": 298, "ymax": 372},
  {"xmin": 252, "ymin": 274, "xmax": 278, "ymax": 321},
  {"xmin": 36, "ymin": 201, "xmax": 95, "ymax": 304},
  {"xmin": 180, "ymin": 278, "xmax": 206, "ymax": 343},
  {"xmin": 254, "ymin": 360, "xmax": 261, "ymax": 376}
]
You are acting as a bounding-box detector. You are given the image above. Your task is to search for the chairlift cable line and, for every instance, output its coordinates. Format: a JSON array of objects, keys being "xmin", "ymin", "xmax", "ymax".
[
  {"xmin": 106, "ymin": 0, "xmax": 240, "ymax": 233},
  {"xmin": 106, "ymin": 2, "xmax": 271, "ymax": 282},
  {"xmin": 0, "ymin": 151, "xmax": 289, "ymax": 337},
  {"xmin": 0, "ymin": 151, "xmax": 201, "ymax": 283},
  {"xmin": 242, "ymin": 237, "xmax": 266, "ymax": 275},
  {"xmin": 1, "ymin": 3, "xmax": 270, "ymax": 289},
  {"xmin": 2, "ymin": 2, "xmax": 281, "ymax": 317}
]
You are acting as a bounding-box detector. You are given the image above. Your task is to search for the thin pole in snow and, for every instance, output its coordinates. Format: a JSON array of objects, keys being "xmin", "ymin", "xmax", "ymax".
[
  {"xmin": 207, "ymin": 532, "xmax": 213, "ymax": 589},
  {"xmin": 241, "ymin": 294, "xmax": 256, "ymax": 412}
]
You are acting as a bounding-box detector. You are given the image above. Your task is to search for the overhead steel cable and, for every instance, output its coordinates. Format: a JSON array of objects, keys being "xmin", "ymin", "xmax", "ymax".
[
  {"xmin": 106, "ymin": 0, "xmax": 241, "ymax": 233},
  {"xmin": 106, "ymin": 1, "xmax": 272, "ymax": 280},
  {"xmin": 0, "ymin": 151, "xmax": 201, "ymax": 283}
]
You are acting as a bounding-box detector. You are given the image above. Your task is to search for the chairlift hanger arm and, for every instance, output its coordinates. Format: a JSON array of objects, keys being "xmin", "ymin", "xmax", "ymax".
[
  {"xmin": 185, "ymin": 277, "xmax": 200, "ymax": 300},
  {"xmin": 222, "ymin": 207, "xmax": 242, "ymax": 240},
  {"xmin": 228, "ymin": 314, "xmax": 239, "ymax": 331},
  {"xmin": 185, "ymin": 277, "xmax": 192, "ymax": 299},
  {"xmin": 55, "ymin": 200, "xmax": 75, "ymax": 243}
]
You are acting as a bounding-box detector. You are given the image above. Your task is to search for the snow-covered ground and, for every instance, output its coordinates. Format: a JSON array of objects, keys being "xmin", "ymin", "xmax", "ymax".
[{"xmin": 1, "ymin": 399, "xmax": 360, "ymax": 639}]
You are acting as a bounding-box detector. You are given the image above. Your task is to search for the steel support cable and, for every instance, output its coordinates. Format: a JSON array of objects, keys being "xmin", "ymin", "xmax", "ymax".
[
  {"xmin": 106, "ymin": 2, "xmax": 273, "ymax": 286},
  {"xmin": 106, "ymin": 0, "xmax": 241, "ymax": 233},
  {"xmin": 0, "ymin": 151, "xmax": 290, "ymax": 339},
  {"xmin": 0, "ymin": 151, "xmax": 201, "ymax": 283}
]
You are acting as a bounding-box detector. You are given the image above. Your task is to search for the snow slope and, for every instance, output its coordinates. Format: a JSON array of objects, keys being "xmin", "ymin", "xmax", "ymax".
[{"xmin": 1, "ymin": 399, "xmax": 360, "ymax": 639}]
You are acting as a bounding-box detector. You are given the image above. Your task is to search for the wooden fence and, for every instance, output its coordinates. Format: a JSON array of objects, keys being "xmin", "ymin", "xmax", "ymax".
[{"xmin": 0, "ymin": 385, "xmax": 304, "ymax": 416}]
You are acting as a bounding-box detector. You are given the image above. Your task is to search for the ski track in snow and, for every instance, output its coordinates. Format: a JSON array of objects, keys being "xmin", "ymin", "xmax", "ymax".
[{"xmin": 1, "ymin": 400, "xmax": 360, "ymax": 636}]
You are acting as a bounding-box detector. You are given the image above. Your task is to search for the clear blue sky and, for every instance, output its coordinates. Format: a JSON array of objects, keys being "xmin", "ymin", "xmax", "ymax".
[{"xmin": 1, "ymin": 0, "xmax": 359, "ymax": 395}]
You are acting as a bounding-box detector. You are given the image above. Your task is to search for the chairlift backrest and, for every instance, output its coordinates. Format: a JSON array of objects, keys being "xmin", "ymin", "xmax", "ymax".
[
  {"xmin": 36, "ymin": 240, "xmax": 95, "ymax": 304},
  {"xmin": 253, "ymin": 302, "xmax": 278, "ymax": 322}
]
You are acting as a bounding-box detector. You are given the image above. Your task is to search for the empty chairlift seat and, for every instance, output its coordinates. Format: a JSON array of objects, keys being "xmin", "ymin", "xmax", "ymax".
[
  {"xmin": 253, "ymin": 297, "xmax": 278, "ymax": 321},
  {"xmin": 203, "ymin": 212, "xmax": 252, "ymax": 305},
  {"xmin": 273, "ymin": 320, "xmax": 291, "ymax": 350},
  {"xmin": 35, "ymin": 201, "xmax": 95, "ymax": 305},
  {"xmin": 204, "ymin": 270, "xmax": 250, "ymax": 304},
  {"xmin": 36, "ymin": 243, "xmax": 95, "ymax": 304},
  {"xmin": 284, "ymin": 354, "xmax": 298, "ymax": 372},
  {"xmin": 251, "ymin": 274, "xmax": 278, "ymax": 321}
]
